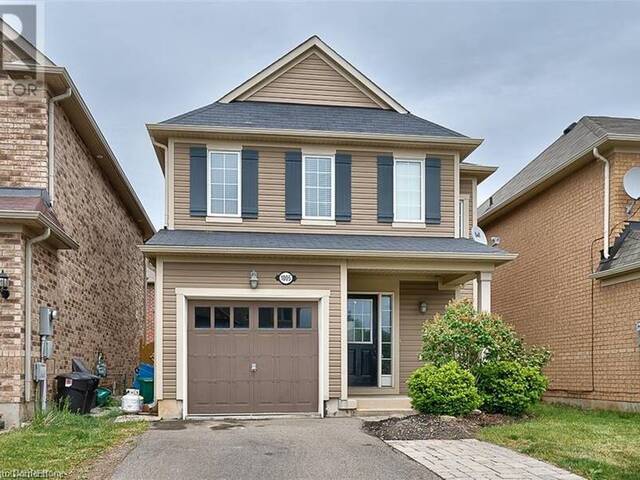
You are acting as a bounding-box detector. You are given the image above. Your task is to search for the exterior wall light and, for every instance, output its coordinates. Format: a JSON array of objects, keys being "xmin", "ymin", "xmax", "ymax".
[
  {"xmin": 0, "ymin": 270, "xmax": 9, "ymax": 300},
  {"xmin": 249, "ymin": 270, "xmax": 259, "ymax": 289},
  {"xmin": 418, "ymin": 301, "xmax": 428, "ymax": 314}
]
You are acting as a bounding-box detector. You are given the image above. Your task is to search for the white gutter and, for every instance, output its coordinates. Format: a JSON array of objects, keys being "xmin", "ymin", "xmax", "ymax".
[
  {"xmin": 24, "ymin": 228, "xmax": 51, "ymax": 402},
  {"xmin": 48, "ymin": 88, "xmax": 72, "ymax": 204},
  {"xmin": 152, "ymin": 141, "xmax": 169, "ymax": 227},
  {"xmin": 593, "ymin": 147, "xmax": 610, "ymax": 259}
]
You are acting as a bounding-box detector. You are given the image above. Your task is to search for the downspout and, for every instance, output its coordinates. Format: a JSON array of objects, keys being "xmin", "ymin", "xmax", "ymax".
[
  {"xmin": 48, "ymin": 88, "xmax": 73, "ymax": 204},
  {"xmin": 24, "ymin": 228, "xmax": 51, "ymax": 403},
  {"xmin": 593, "ymin": 147, "xmax": 610, "ymax": 259},
  {"xmin": 152, "ymin": 141, "xmax": 169, "ymax": 227}
]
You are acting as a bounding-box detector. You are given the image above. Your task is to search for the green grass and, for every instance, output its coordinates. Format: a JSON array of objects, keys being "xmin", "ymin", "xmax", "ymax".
[
  {"xmin": 479, "ymin": 403, "xmax": 640, "ymax": 480},
  {"xmin": 0, "ymin": 408, "xmax": 148, "ymax": 476}
]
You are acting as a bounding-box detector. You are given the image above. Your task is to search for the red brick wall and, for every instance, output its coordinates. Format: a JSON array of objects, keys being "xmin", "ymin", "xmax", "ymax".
[{"xmin": 483, "ymin": 149, "xmax": 640, "ymax": 407}]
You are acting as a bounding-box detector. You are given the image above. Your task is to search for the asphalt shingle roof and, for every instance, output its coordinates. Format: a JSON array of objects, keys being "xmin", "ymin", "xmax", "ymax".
[
  {"xmin": 598, "ymin": 222, "xmax": 640, "ymax": 273},
  {"xmin": 479, "ymin": 116, "xmax": 640, "ymax": 220},
  {"xmin": 146, "ymin": 229, "xmax": 510, "ymax": 256},
  {"xmin": 160, "ymin": 101, "xmax": 466, "ymax": 138}
]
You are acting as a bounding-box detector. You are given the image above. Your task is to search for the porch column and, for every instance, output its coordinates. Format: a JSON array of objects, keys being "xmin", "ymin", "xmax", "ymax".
[{"xmin": 477, "ymin": 272, "xmax": 492, "ymax": 313}]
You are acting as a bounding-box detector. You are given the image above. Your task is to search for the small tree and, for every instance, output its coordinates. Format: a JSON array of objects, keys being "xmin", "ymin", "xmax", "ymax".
[{"xmin": 420, "ymin": 300, "xmax": 550, "ymax": 371}]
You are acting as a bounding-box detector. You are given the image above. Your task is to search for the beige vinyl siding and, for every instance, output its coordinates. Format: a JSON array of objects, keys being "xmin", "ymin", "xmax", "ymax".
[
  {"xmin": 457, "ymin": 178, "xmax": 476, "ymax": 302},
  {"xmin": 173, "ymin": 143, "xmax": 455, "ymax": 236},
  {"xmin": 162, "ymin": 261, "xmax": 342, "ymax": 399},
  {"xmin": 242, "ymin": 52, "xmax": 382, "ymax": 109},
  {"xmin": 399, "ymin": 281, "xmax": 454, "ymax": 393}
]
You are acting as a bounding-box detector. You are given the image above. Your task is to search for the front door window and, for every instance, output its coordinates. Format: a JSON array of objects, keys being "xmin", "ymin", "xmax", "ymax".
[{"xmin": 347, "ymin": 295, "xmax": 377, "ymax": 386}]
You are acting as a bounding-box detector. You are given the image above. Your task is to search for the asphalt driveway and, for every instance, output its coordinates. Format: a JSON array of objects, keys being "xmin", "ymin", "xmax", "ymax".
[{"xmin": 111, "ymin": 417, "xmax": 438, "ymax": 480}]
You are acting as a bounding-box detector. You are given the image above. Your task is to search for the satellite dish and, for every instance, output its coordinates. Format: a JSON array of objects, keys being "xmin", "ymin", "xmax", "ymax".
[
  {"xmin": 623, "ymin": 167, "xmax": 640, "ymax": 199},
  {"xmin": 471, "ymin": 226, "xmax": 488, "ymax": 245}
]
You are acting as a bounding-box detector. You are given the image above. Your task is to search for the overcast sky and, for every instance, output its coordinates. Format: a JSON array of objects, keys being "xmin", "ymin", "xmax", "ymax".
[{"xmin": 40, "ymin": 1, "xmax": 640, "ymax": 228}]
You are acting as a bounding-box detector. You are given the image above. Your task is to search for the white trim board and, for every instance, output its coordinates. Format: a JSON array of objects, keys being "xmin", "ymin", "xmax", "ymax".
[{"xmin": 174, "ymin": 287, "xmax": 331, "ymax": 419}]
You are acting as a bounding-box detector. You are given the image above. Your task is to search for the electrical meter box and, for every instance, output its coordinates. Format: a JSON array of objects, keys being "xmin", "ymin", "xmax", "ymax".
[
  {"xmin": 39, "ymin": 307, "xmax": 58, "ymax": 337},
  {"xmin": 42, "ymin": 340, "xmax": 54, "ymax": 359},
  {"xmin": 33, "ymin": 362, "xmax": 46, "ymax": 381}
]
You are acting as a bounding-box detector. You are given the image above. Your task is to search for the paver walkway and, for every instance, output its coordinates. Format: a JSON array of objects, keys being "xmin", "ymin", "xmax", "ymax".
[{"xmin": 387, "ymin": 439, "xmax": 584, "ymax": 480}]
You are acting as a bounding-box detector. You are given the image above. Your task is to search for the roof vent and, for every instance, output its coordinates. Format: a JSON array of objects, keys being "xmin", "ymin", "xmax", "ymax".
[{"xmin": 563, "ymin": 122, "xmax": 577, "ymax": 135}]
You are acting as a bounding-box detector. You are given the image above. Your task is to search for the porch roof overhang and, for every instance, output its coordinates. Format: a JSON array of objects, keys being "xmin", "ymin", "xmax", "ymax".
[
  {"xmin": 140, "ymin": 229, "xmax": 516, "ymax": 265},
  {"xmin": 0, "ymin": 210, "xmax": 79, "ymax": 250}
]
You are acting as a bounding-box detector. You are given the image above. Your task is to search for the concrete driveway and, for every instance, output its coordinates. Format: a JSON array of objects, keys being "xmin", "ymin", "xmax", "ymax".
[{"xmin": 111, "ymin": 417, "xmax": 438, "ymax": 480}]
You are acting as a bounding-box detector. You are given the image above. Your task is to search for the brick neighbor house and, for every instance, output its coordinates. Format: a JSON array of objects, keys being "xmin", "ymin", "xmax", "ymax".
[
  {"xmin": 479, "ymin": 116, "xmax": 640, "ymax": 411},
  {"xmin": 0, "ymin": 22, "xmax": 154, "ymax": 427}
]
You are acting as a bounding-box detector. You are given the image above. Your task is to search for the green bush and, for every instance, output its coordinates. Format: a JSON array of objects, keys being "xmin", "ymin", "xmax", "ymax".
[
  {"xmin": 420, "ymin": 300, "xmax": 550, "ymax": 371},
  {"xmin": 407, "ymin": 361, "xmax": 481, "ymax": 416},
  {"xmin": 474, "ymin": 360, "xmax": 549, "ymax": 415}
]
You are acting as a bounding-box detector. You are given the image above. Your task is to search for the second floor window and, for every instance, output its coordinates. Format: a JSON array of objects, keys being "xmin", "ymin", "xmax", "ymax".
[
  {"xmin": 394, "ymin": 159, "xmax": 424, "ymax": 222},
  {"xmin": 208, "ymin": 151, "xmax": 241, "ymax": 217},
  {"xmin": 303, "ymin": 155, "xmax": 334, "ymax": 219}
]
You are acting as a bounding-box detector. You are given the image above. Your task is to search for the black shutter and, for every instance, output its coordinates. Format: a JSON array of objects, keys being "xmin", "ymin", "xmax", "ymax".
[
  {"xmin": 285, "ymin": 150, "xmax": 302, "ymax": 220},
  {"xmin": 189, "ymin": 146, "xmax": 207, "ymax": 217},
  {"xmin": 425, "ymin": 157, "xmax": 441, "ymax": 224},
  {"xmin": 335, "ymin": 153, "xmax": 352, "ymax": 222},
  {"xmin": 377, "ymin": 155, "xmax": 394, "ymax": 223},
  {"xmin": 241, "ymin": 149, "xmax": 259, "ymax": 219}
]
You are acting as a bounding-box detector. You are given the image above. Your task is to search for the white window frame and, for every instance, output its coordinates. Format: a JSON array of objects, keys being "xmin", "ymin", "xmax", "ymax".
[
  {"xmin": 459, "ymin": 194, "xmax": 470, "ymax": 238},
  {"xmin": 302, "ymin": 154, "xmax": 335, "ymax": 221},
  {"xmin": 347, "ymin": 297, "xmax": 374, "ymax": 344},
  {"xmin": 206, "ymin": 150, "xmax": 242, "ymax": 218},
  {"xmin": 393, "ymin": 158, "xmax": 425, "ymax": 223},
  {"xmin": 378, "ymin": 293, "xmax": 393, "ymax": 388}
]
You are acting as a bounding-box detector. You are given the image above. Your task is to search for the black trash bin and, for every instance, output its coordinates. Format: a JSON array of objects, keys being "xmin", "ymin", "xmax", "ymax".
[{"xmin": 55, "ymin": 372, "xmax": 100, "ymax": 414}]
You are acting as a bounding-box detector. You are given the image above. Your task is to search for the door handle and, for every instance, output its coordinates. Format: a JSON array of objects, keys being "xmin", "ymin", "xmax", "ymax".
[{"xmin": 251, "ymin": 363, "xmax": 257, "ymax": 372}]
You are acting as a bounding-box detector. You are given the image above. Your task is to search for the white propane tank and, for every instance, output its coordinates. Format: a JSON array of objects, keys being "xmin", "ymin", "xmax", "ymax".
[{"xmin": 121, "ymin": 389, "xmax": 143, "ymax": 414}]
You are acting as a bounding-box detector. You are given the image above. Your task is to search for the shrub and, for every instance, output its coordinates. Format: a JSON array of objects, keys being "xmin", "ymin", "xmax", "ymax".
[
  {"xmin": 474, "ymin": 360, "xmax": 548, "ymax": 415},
  {"xmin": 407, "ymin": 361, "xmax": 481, "ymax": 416},
  {"xmin": 420, "ymin": 300, "xmax": 551, "ymax": 371}
]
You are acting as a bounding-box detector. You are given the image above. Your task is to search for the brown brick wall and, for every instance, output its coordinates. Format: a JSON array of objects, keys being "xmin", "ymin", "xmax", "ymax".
[
  {"xmin": 0, "ymin": 85, "xmax": 146, "ymax": 415},
  {"xmin": 145, "ymin": 282, "xmax": 154, "ymax": 344},
  {"xmin": 483, "ymin": 150, "xmax": 640, "ymax": 405},
  {"xmin": 0, "ymin": 232, "xmax": 25, "ymax": 403}
]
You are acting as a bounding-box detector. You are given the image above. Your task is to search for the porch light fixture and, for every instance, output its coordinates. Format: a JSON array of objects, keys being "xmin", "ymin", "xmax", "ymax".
[
  {"xmin": 0, "ymin": 270, "xmax": 9, "ymax": 300},
  {"xmin": 249, "ymin": 270, "xmax": 259, "ymax": 289},
  {"xmin": 418, "ymin": 301, "xmax": 428, "ymax": 314}
]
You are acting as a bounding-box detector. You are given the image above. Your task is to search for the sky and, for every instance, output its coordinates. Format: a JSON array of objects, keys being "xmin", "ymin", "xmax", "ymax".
[{"xmin": 36, "ymin": 0, "xmax": 640, "ymax": 229}]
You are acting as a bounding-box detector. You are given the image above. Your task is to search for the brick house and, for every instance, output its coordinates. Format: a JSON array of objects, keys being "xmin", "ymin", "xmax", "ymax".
[
  {"xmin": 144, "ymin": 36, "xmax": 514, "ymax": 419},
  {"xmin": 479, "ymin": 116, "xmax": 640, "ymax": 411},
  {"xmin": 0, "ymin": 22, "xmax": 154, "ymax": 427}
]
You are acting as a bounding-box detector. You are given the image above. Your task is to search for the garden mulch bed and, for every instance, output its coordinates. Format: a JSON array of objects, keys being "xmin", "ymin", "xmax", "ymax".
[{"xmin": 363, "ymin": 411, "xmax": 515, "ymax": 441}]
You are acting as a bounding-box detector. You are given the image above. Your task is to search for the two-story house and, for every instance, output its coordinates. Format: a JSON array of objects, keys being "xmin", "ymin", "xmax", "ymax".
[
  {"xmin": 0, "ymin": 21, "xmax": 154, "ymax": 427},
  {"xmin": 480, "ymin": 116, "xmax": 640, "ymax": 411},
  {"xmin": 143, "ymin": 36, "xmax": 514, "ymax": 419}
]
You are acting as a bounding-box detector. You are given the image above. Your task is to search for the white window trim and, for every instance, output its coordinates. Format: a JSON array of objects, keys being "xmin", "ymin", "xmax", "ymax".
[
  {"xmin": 302, "ymin": 154, "xmax": 335, "ymax": 221},
  {"xmin": 378, "ymin": 293, "xmax": 394, "ymax": 388},
  {"xmin": 459, "ymin": 194, "xmax": 470, "ymax": 238},
  {"xmin": 393, "ymin": 157, "xmax": 425, "ymax": 223},
  {"xmin": 206, "ymin": 150, "xmax": 242, "ymax": 218}
]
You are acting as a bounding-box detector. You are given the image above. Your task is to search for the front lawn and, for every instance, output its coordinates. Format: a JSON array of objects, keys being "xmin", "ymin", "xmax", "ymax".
[
  {"xmin": 0, "ymin": 408, "xmax": 148, "ymax": 477},
  {"xmin": 479, "ymin": 403, "xmax": 640, "ymax": 480}
]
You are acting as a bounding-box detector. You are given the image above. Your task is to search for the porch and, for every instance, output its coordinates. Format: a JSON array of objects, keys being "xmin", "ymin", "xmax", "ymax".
[{"xmin": 332, "ymin": 266, "xmax": 494, "ymax": 415}]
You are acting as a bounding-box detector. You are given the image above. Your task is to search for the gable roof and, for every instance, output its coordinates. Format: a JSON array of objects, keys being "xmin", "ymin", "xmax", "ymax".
[
  {"xmin": 593, "ymin": 221, "xmax": 640, "ymax": 280},
  {"xmin": 160, "ymin": 101, "xmax": 466, "ymax": 138},
  {"xmin": 218, "ymin": 36, "xmax": 408, "ymax": 113},
  {"xmin": 1, "ymin": 19, "xmax": 155, "ymax": 238},
  {"xmin": 479, "ymin": 116, "xmax": 640, "ymax": 225}
]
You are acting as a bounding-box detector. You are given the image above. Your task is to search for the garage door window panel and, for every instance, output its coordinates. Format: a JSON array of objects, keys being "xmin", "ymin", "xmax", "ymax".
[
  {"xmin": 233, "ymin": 307, "xmax": 250, "ymax": 329},
  {"xmin": 214, "ymin": 307, "xmax": 231, "ymax": 328},
  {"xmin": 297, "ymin": 307, "xmax": 312, "ymax": 329},
  {"xmin": 259, "ymin": 307, "xmax": 274, "ymax": 329},
  {"xmin": 194, "ymin": 306, "xmax": 211, "ymax": 329},
  {"xmin": 277, "ymin": 307, "xmax": 294, "ymax": 329}
]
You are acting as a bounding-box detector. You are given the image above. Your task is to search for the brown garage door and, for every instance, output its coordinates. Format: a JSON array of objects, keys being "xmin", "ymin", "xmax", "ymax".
[{"xmin": 187, "ymin": 301, "xmax": 318, "ymax": 415}]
